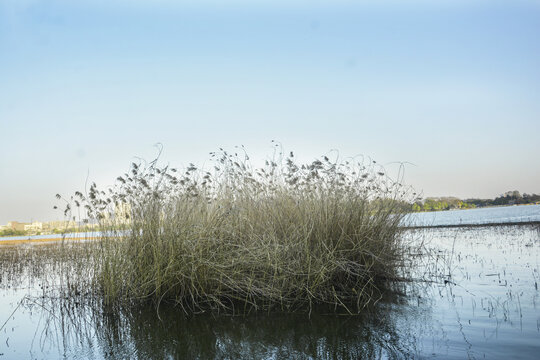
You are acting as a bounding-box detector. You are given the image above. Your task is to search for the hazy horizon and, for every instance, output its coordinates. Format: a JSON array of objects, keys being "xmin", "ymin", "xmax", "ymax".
[{"xmin": 1, "ymin": 0, "xmax": 539, "ymax": 224}]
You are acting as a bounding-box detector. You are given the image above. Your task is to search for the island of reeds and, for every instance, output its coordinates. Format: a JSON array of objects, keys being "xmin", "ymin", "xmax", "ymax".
[{"xmin": 56, "ymin": 145, "xmax": 417, "ymax": 314}]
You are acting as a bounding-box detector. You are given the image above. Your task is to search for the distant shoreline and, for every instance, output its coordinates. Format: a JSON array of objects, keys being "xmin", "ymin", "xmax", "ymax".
[
  {"xmin": 403, "ymin": 220, "xmax": 540, "ymax": 230},
  {"xmin": 414, "ymin": 202, "xmax": 540, "ymax": 213},
  {"xmin": 2, "ymin": 221, "xmax": 539, "ymax": 245},
  {"xmin": 0, "ymin": 236, "xmax": 101, "ymax": 246}
]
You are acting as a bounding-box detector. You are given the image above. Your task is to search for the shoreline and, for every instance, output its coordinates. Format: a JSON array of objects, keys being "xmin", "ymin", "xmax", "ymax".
[
  {"xmin": 413, "ymin": 203, "xmax": 540, "ymax": 213},
  {"xmin": 0, "ymin": 236, "xmax": 101, "ymax": 246},
  {"xmin": 1, "ymin": 221, "xmax": 539, "ymax": 245},
  {"xmin": 403, "ymin": 220, "xmax": 540, "ymax": 230}
]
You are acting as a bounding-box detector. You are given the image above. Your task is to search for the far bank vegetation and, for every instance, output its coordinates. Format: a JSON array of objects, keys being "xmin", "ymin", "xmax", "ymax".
[{"xmin": 412, "ymin": 191, "xmax": 540, "ymax": 212}]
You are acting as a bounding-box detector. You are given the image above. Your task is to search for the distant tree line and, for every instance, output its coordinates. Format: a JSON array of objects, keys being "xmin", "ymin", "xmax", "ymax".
[
  {"xmin": 466, "ymin": 191, "xmax": 540, "ymax": 207},
  {"xmin": 412, "ymin": 197, "xmax": 476, "ymax": 212},
  {"xmin": 412, "ymin": 191, "xmax": 540, "ymax": 212},
  {"xmin": 0, "ymin": 229, "xmax": 27, "ymax": 237}
]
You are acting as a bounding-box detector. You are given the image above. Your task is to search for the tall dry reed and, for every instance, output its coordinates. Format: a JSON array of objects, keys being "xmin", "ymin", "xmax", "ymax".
[{"xmin": 60, "ymin": 145, "xmax": 416, "ymax": 314}]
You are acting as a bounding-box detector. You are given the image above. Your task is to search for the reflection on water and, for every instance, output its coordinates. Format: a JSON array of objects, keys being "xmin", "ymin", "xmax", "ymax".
[
  {"xmin": 1, "ymin": 225, "xmax": 539, "ymax": 359},
  {"xmin": 19, "ymin": 298, "xmax": 423, "ymax": 359}
]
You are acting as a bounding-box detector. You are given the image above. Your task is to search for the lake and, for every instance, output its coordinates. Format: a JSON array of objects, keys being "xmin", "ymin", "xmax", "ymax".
[
  {"xmin": 1, "ymin": 205, "xmax": 539, "ymax": 359},
  {"xmin": 405, "ymin": 204, "xmax": 540, "ymax": 227}
]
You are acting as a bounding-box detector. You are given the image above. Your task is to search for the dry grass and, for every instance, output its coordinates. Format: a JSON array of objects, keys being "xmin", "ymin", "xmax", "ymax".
[{"xmin": 56, "ymin": 146, "xmax": 416, "ymax": 314}]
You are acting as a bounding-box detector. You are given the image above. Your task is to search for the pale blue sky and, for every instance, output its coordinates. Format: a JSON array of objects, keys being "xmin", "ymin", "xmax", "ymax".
[{"xmin": 1, "ymin": 0, "xmax": 539, "ymax": 223}]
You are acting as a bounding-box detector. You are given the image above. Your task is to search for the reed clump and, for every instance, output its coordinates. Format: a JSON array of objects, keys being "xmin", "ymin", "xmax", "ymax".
[{"xmin": 61, "ymin": 145, "xmax": 415, "ymax": 314}]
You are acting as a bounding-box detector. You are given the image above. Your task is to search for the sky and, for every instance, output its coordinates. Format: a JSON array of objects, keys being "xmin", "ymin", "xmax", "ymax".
[{"xmin": 1, "ymin": 0, "xmax": 539, "ymax": 224}]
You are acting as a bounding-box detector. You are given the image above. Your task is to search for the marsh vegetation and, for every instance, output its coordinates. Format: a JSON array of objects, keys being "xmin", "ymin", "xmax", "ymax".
[{"xmin": 51, "ymin": 146, "xmax": 416, "ymax": 314}]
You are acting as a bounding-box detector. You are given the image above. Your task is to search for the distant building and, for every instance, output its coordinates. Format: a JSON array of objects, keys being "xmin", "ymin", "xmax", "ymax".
[
  {"xmin": 7, "ymin": 221, "xmax": 29, "ymax": 231},
  {"xmin": 24, "ymin": 222, "xmax": 44, "ymax": 232},
  {"xmin": 46, "ymin": 220, "xmax": 77, "ymax": 230}
]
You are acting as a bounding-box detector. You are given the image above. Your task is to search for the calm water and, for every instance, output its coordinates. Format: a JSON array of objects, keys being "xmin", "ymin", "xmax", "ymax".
[
  {"xmin": 1, "ymin": 206, "xmax": 539, "ymax": 359},
  {"xmin": 405, "ymin": 204, "xmax": 540, "ymax": 227}
]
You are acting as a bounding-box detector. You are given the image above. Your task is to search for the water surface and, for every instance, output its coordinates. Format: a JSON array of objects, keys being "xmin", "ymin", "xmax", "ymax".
[
  {"xmin": 405, "ymin": 204, "xmax": 540, "ymax": 227},
  {"xmin": 1, "ymin": 213, "xmax": 539, "ymax": 359}
]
